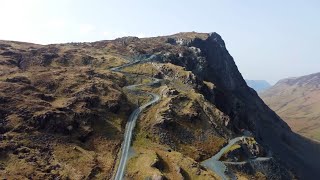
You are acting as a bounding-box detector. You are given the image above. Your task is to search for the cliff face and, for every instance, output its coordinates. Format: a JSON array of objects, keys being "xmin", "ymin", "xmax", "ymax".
[
  {"xmin": 160, "ymin": 33, "xmax": 290, "ymax": 132},
  {"xmin": 190, "ymin": 33, "xmax": 247, "ymax": 91},
  {"xmin": 260, "ymin": 72, "xmax": 320, "ymax": 141},
  {"xmin": 113, "ymin": 32, "xmax": 320, "ymax": 179},
  {"xmin": 158, "ymin": 32, "xmax": 320, "ymax": 179}
]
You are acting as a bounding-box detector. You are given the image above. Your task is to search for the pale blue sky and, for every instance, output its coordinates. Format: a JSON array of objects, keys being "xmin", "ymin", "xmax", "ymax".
[{"xmin": 1, "ymin": 0, "xmax": 319, "ymax": 84}]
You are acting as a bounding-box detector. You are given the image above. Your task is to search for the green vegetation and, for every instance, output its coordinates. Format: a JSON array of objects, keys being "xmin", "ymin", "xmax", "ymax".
[
  {"xmin": 122, "ymin": 63, "xmax": 159, "ymax": 76},
  {"xmin": 226, "ymin": 144, "xmax": 241, "ymax": 153}
]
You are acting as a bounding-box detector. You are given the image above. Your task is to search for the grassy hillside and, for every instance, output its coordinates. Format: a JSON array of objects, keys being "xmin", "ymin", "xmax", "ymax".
[
  {"xmin": 260, "ymin": 73, "xmax": 320, "ymax": 141},
  {"xmin": 0, "ymin": 32, "xmax": 311, "ymax": 179}
]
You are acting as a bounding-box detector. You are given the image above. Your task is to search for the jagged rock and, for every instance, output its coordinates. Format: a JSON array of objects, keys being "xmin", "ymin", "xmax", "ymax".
[
  {"xmin": 151, "ymin": 175, "xmax": 166, "ymax": 180},
  {"xmin": 1, "ymin": 50, "xmax": 16, "ymax": 56},
  {"xmin": 160, "ymin": 86, "xmax": 179, "ymax": 97},
  {"xmin": 41, "ymin": 53, "xmax": 59, "ymax": 65},
  {"xmin": 81, "ymin": 55, "xmax": 94, "ymax": 65},
  {"xmin": 30, "ymin": 111, "xmax": 68, "ymax": 131},
  {"xmin": 34, "ymin": 93, "xmax": 55, "ymax": 101},
  {"xmin": 150, "ymin": 154, "xmax": 165, "ymax": 171},
  {"xmin": 166, "ymin": 38, "xmax": 177, "ymax": 45},
  {"xmin": 67, "ymin": 125, "xmax": 73, "ymax": 131},
  {"xmin": 5, "ymin": 76, "xmax": 31, "ymax": 84}
]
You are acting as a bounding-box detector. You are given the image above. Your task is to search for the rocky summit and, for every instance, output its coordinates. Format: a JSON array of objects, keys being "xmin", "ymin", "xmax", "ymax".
[{"xmin": 1, "ymin": 32, "xmax": 320, "ymax": 180}]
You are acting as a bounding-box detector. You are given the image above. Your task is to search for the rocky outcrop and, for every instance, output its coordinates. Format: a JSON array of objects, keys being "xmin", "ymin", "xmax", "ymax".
[
  {"xmin": 189, "ymin": 33, "xmax": 247, "ymax": 91},
  {"xmin": 160, "ymin": 32, "xmax": 320, "ymax": 179}
]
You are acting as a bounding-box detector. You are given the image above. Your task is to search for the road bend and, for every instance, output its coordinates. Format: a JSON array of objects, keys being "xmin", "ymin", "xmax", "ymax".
[
  {"xmin": 111, "ymin": 58, "xmax": 161, "ymax": 180},
  {"xmin": 201, "ymin": 136, "xmax": 271, "ymax": 180}
]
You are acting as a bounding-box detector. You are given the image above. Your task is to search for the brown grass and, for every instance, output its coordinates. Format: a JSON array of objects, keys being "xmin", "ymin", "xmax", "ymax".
[{"xmin": 261, "ymin": 83, "xmax": 320, "ymax": 141}]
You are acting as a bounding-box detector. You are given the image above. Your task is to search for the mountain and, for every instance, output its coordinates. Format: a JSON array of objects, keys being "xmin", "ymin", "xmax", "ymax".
[
  {"xmin": 260, "ymin": 72, "xmax": 320, "ymax": 141},
  {"xmin": 245, "ymin": 80, "xmax": 271, "ymax": 92},
  {"xmin": 1, "ymin": 32, "xmax": 320, "ymax": 179}
]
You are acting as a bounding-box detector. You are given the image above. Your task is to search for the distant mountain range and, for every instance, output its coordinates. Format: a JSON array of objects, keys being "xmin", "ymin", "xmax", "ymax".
[
  {"xmin": 260, "ymin": 72, "xmax": 320, "ymax": 141},
  {"xmin": 245, "ymin": 79, "xmax": 271, "ymax": 92}
]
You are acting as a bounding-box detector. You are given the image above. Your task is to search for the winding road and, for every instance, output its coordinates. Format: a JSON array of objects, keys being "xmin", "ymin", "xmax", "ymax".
[
  {"xmin": 201, "ymin": 136, "xmax": 271, "ymax": 180},
  {"xmin": 111, "ymin": 57, "xmax": 161, "ymax": 180},
  {"xmin": 111, "ymin": 56, "xmax": 271, "ymax": 180},
  {"xmin": 201, "ymin": 137, "xmax": 245, "ymax": 180}
]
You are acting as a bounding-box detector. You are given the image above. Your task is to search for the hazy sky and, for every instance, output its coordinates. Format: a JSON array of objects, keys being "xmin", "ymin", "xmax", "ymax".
[{"xmin": 1, "ymin": 0, "xmax": 319, "ymax": 84}]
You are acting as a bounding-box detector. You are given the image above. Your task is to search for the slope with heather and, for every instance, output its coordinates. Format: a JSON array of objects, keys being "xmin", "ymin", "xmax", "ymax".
[{"xmin": 0, "ymin": 33, "xmax": 319, "ymax": 179}]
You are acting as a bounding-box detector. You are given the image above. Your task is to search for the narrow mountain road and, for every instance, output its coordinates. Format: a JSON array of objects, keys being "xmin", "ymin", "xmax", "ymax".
[
  {"xmin": 111, "ymin": 57, "xmax": 161, "ymax": 180},
  {"xmin": 223, "ymin": 157, "xmax": 271, "ymax": 165},
  {"xmin": 201, "ymin": 136, "xmax": 271, "ymax": 180},
  {"xmin": 201, "ymin": 137, "xmax": 245, "ymax": 180},
  {"xmin": 111, "ymin": 57, "xmax": 271, "ymax": 180}
]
